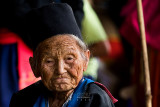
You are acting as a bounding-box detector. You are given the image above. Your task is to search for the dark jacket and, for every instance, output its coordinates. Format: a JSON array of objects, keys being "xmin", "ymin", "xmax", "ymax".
[{"xmin": 9, "ymin": 80, "xmax": 115, "ymax": 107}]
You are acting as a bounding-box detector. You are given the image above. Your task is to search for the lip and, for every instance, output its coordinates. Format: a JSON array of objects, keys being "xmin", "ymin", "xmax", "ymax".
[{"xmin": 54, "ymin": 78, "xmax": 69, "ymax": 83}]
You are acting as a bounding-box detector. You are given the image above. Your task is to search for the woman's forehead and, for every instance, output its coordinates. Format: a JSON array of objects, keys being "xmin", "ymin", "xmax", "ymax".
[{"xmin": 37, "ymin": 35, "xmax": 79, "ymax": 54}]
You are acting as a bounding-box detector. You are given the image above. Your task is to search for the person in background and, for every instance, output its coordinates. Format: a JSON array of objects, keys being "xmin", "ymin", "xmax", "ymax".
[
  {"xmin": 120, "ymin": 0, "xmax": 160, "ymax": 106},
  {"xmin": 81, "ymin": 0, "xmax": 111, "ymax": 80}
]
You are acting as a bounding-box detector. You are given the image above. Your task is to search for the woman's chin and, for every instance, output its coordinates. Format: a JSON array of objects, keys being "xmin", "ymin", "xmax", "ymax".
[{"xmin": 51, "ymin": 84, "xmax": 74, "ymax": 92}]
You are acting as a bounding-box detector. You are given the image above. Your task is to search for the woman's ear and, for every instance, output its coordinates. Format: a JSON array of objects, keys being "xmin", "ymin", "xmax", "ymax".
[
  {"xmin": 29, "ymin": 57, "xmax": 40, "ymax": 78},
  {"xmin": 83, "ymin": 50, "xmax": 90, "ymax": 72}
]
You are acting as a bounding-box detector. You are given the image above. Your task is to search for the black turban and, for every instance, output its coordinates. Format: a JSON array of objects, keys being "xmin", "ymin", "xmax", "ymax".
[{"xmin": 25, "ymin": 3, "xmax": 82, "ymax": 50}]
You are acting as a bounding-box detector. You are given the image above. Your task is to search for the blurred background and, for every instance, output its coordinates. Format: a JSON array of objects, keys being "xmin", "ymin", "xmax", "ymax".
[{"xmin": 0, "ymin": 0, "xmax": 160, "ymax": 107}]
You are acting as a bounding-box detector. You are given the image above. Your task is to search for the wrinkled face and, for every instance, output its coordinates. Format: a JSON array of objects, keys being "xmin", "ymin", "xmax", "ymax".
[{"xmin": 31, "ymin": 35, "xmax": 89, "ymax": 92}]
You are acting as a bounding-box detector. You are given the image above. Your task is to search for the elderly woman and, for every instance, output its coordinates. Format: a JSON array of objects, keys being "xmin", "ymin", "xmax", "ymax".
[{"xmin": 9, "ymin": 3, "xmax": 117, "ymax": 107}]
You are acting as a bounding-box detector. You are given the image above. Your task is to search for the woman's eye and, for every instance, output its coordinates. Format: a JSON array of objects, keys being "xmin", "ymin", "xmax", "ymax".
[
  {"xmin": 65, "ymin": 56, "xmax": 74, "ymax": 63},
  {"xmin": 67, "ymin": 57, "xmax": 73, "ymax": 60},
  {"xmin": 46, "ymin": 60, "xmax": 55, "ymax": 66},
  {"xmin": 47, "ymin": 60, "xmax": 53, "ymax": 63}
]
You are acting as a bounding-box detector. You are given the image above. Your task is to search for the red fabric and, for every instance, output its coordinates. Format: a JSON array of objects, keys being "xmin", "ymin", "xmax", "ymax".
[
  {"xmin": 94, "ymin": 82, "xmax": 118, "ymax": 103},
  {"xmin": 133, "ymin": 51, "xmax": 145, "ymax": 106},
  {"xmin": 120, "ymin": 0, "xmax": 160, "ymax": 50},
  {"xmin": 149, "ymin": 49, "xmax": 160, "ymax": 107},
  {"xmin": 0, "ymin": 28, "xmax": 40, "ymax": 90},
  {"xmin": 133, "ymin": 49, "xmax": 160, "ymax": 107},
  {"xmin": 100, "ymin": 38, "xmax": 124, "ymax": 61},
  {"xmin": 108, "ymin": 39, "xmax": 124, "ymax": 59}
]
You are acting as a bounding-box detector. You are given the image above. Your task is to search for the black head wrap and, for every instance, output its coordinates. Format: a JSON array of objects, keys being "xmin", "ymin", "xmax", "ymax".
[{"xmin": 25, "ymin": 3, "xmax": 82, "ymax": 50}]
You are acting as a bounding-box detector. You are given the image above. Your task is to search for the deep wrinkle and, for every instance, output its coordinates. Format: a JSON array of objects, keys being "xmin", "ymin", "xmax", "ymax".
[
  {"xmin": 30, "ymin": 35, "xmax": 90, "ymax": 107},
  {"xmin": 36, "ymin": 35, "xmax": 85, "ymax": 90}
]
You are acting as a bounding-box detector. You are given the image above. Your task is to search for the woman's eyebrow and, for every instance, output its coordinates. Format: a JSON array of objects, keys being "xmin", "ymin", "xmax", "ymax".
[{"xmin": 41, "ymin": 52, "xmax": 55, "ymax": 57}]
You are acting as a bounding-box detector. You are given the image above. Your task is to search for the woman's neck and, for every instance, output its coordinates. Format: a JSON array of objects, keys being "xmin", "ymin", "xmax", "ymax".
[{"xmin": 49, "ymin": 89, "xmax": 74, "ymax": 107}]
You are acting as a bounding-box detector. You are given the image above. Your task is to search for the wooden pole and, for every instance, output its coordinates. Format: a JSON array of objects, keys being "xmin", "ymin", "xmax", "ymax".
[{"xmin": 136, "ymin": 0, "xmax": 152, "ymax": 107}]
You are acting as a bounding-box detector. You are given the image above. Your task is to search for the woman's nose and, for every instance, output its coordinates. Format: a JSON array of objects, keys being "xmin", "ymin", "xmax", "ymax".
[{"xmin": 56, "ymin": 60, "xmax": 67, "ymax": 75}]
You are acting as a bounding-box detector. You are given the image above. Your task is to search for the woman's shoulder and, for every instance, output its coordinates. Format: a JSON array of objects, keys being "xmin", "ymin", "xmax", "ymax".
[
  {"xmin": 79, "ymin": 82, "xmax": 116, "ymax": 107},
  {"xmin": 9, "ymin": 80, "xmax": 46, "ymax": 107}
]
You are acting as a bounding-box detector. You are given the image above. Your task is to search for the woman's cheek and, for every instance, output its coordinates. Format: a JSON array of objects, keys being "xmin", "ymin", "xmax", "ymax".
[
  {"xmin": 68, "ymin": 63, "xmax": 83, "ymax": 78},
  {"xmin": 40, "ymin": 66, "xmax": 52, "ymax": 80}
]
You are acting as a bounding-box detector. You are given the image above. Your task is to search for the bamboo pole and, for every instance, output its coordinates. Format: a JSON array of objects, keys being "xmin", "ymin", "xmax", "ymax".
[{"xmin": 136, "ymin": 0, "xmax": 152, "ymax": 107}]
